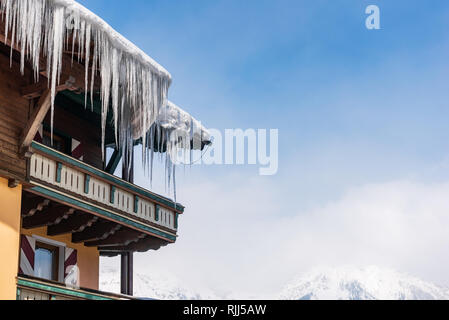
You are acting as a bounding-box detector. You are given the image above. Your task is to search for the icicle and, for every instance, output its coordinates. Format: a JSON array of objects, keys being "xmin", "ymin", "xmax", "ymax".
[
  {"xmin": 110, "ymin": 47, "xmax": 121, "ymax": 148},
  {"xmin": 9, "ymin": 0, "xmax": 16, "ymax": 68},
  {"xmin": 84, "ymin": 23, "xmax": 91, "ymax": 107},
  {"xmin": 49, "ymin": 5, "xmax": 66, "ymax": 144},
  {"xmin": 0, "ymin": 0, "xmax": 216, "ymax": 202}
]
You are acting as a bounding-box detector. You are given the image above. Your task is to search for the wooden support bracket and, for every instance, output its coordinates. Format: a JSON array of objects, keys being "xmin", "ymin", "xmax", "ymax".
[
  {"xmin": 8, "ymin": 179, "xmax": 19, "ymax": 188},
  {"xmin": 19, "ymin": 89, "xmax": 52, "ymax": 154}
]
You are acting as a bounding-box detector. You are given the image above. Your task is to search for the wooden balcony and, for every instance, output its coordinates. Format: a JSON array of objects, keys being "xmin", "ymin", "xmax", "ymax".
[
  {"xmin": 17, "ymin": 275, "xmax": 135, "ymax": 301},
  {"xmin": 24, "ymin": 141, "xmax": 183, "ymax": 251}
]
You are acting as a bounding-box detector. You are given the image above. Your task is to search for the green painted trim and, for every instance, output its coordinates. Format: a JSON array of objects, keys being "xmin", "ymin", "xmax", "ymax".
[
  {"xmin": 17, "ymin": 279, "xmax": 113, "ymax": 301},
  {"xmin": 155, "ymin": 205, "xmax": 160, "ymax": 222},
  {"xmin": 84, "ymin": 174, "xmax": 90, "ymax": 194},
  {"xmin": 16, "ymin": 288, "xmax": 21, "ymax": 300},
  {"xmin": 56, "ymin": 162, "xmax": 63, "ymax": 183},
  {"xmin": 31, "ymin": 185, "xmax": 177, "ymax": 241},
  {"xmin": 110, "ymin": 185, "xmax": 116, "ymax": 204},
  {"xmin": 134, "ymin": 196, "xmax": 139, "ymax": 214},
  {"xmin": 31, "ymin": 142, "xmax": 184, "ymax": 212},
  {"xmin": 174, "ymin": 213, "xmax": 179, "ymax": 229}
]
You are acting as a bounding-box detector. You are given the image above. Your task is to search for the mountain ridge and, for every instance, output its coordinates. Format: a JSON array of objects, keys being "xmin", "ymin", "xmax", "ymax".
[
  {"xmin": 99, "ymin": 265, "xmax": 449, "ymax": 300},
  {"xmin": 279, "ymin": 266, "xmax": 449, "ymax": 300}
]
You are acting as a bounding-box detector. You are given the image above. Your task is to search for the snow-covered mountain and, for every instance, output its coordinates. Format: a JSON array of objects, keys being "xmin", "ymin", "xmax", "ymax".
[
  {"xmin": 100, "ymin": 265, "xmax": 449, "ymax": 300},
  {"xmin": 279, "ymin": 266, "xmax": 449, "ymax": 300},
  {"xmin": 99, "ymin": 265, "xmax": 217, "ymax": 300}
]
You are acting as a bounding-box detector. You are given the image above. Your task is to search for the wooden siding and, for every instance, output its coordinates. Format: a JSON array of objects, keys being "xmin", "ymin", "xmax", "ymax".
[
  {"xmin": 0, "ymin": 47, "xmax": 32, "ymax": 180},
  {"xmin": 0, "ymin": 42, "xmax": 104, "ymax": 179}
]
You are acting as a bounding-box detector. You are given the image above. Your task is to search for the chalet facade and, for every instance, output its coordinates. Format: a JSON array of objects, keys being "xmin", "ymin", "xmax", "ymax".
[{"xmin": 0, "ymin": 0, "xmax": 210, "ymax": 300}]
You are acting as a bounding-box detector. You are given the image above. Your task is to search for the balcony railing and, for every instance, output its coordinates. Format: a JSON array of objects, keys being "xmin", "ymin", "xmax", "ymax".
[
  {"xmin": 27, "ymin": 141, "xmax": 182, "ymax": 242},
  {"xmin": 17, "ymin": 276, "xmax": 134, "ymax": 301}
]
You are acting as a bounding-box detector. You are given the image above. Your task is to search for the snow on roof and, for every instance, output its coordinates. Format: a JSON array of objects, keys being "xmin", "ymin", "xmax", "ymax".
[
  {"xmin": 157, "ymin": 101, "xmax": 211, "ymax": 149},
  {"xmin": 52, "ymin": 0, "xmax": 171, "ymax": 79},
  {"xmin": 0, "ymin": 0, "xmax": 210, "ymax": 200}
]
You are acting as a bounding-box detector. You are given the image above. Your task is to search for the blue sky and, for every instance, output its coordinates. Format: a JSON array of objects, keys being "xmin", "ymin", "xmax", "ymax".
[{"xmin": 78, "ymin": 0, "xmax": 449, "ymax": 296}]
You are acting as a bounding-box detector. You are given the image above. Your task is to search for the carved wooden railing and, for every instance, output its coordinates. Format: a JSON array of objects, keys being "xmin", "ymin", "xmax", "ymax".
[{"xmin": 27, "ymin": 142, "xmax": 182, "ymax": 241}]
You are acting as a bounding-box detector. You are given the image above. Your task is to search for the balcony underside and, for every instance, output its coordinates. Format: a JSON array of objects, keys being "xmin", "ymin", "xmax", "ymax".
[{"xmin": 22, "ymin": 190, "xmax": 171, "ymax": 256}]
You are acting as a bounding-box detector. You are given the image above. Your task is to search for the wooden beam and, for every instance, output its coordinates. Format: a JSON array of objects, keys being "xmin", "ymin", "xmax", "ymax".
[
  {"xmin": 20, "ymin": 74, "xmax": 80, "ymax": 100},
  {"xmin": 84, "ymin": 229, "xmax": 144, "ymax": 247},
  {"xmin": 19, "ymin": 89, "xmax": 52, "ymax": 152},
  {"xmin": 127, "ymin": 253, "xmax": 133, "ymax": 295},
  {"xmin": 72, "ymin": 221, "xmax": 121, "ymax": 243},
  {"xmin": 105, "ymin": 148, "xmax": 122, "ymax": 174},
  {"xmin": 22, "ymin": 205, "xmax": 75, "ymax": 229},
  {"xmin": 47, "ymin": 212, "xmax": 98, "ymax": 236},
  {"xmin": 120, "ymin": 253, "xmax": 128, "ymax": 295},
  {"xmin": 21, "ymin": 196, "xmax": 50, "ymax": 217},
  {"xmin": 99, "ymin": 236, "xmax": 168, "ymax": 253},
  {"xmin": 20, "ymin": 80, "xmax": 47, "ymax": 100},
  {"xmin": 8, "ymin": 179, "xmax": 19, "ymax": 188}
]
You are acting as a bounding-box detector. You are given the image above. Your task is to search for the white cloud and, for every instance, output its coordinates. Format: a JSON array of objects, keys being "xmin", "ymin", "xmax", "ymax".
[{"xmin": 104, "ymin": 174, "xmax": 449, "ymax": 298}]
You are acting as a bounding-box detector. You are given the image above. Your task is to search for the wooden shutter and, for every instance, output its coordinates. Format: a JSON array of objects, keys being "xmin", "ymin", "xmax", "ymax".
[
  {"xmin": 64, "ymin": 247, "xmax": 80, "ymax": 287},
  {"xmin": 71, "ymin": 138, "xmax": 84, "ymax": 161},
  {"xmin": 19, "ymin": 235, "xmax": 36, "ymax": 276}
]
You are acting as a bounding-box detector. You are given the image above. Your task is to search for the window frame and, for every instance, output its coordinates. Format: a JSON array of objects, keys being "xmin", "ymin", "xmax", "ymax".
[
  {"xmin": 32, "ymin": 235, "xmax": 66, "ymax": 283},
  {"xmin": 35, "ymin": 241, "xmax": 60, "ymax": 282}
]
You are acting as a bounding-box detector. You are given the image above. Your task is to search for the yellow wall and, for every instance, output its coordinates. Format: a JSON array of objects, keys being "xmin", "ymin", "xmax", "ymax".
[
  {"xmin": 21, "ymin": 227, "xmax": 100, "ymax": 290},
  {"xmin": 0, "ymin": 178, "xmax": 22, "ymax": 300}
]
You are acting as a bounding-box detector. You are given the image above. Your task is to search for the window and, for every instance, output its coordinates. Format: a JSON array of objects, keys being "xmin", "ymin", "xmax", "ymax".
[{"xmin": 34, "ymin": 242, "xmax": 59, "ymax": 282}]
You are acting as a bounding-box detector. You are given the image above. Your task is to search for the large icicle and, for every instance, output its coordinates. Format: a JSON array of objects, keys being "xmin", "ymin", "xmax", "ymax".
[
  {"xmin": 0, "ymin": 0, "xmax": 171, "ymax": 153},
  {"xmin": 0, "ymin": 0, "xmax": 213, "ymax": 202},
  {"xmin": 150, "ymin": 101, "xmax": 212, "ymax": 202}
]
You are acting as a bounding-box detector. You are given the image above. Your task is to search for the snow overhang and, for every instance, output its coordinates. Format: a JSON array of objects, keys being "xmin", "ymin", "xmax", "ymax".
[
  {"xmin": 52, "ymin": 0, "xmax": 171, "ymax": 80},
  {"xmin": 1, "ymin": 0, "xmax": 211, "ymax": 199},
  {"xmin": 155, "ymin": 101, "xmax": 212, "ymax": 150}
]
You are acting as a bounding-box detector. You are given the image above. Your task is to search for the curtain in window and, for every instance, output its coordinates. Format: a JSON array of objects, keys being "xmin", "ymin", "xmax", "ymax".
[{"xmin": 34, "ymin": 247, "xmax": 54, "ymax": 280}]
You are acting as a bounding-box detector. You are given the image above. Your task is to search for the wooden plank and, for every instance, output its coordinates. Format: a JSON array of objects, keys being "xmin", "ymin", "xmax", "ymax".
[
  {"xmin": 0, "ymin": 105, "xmax": 29, "ymax": 127},
  {"xmin": 19, "ymin": 89, "xmax": 52, "ymax": 151},
  {"xmin": 20, "ymin": 80, "xmax": 47, "ymax": 100},
  {"xmin": 84, "ymin": 229, "xmax": 144, "ymax": 247},
  {"xmin": 47, "ymin": 212, "xmax": 97, "ymax": 236},
  {"xmin": 20, "ymin": 75, "xmax": 84, "ymax": 100},
  {"xmin": 8, "ymin": 178, "xmax": 19, "ymax": 188},
  {"xmin": 0, "ymin": 152, "xmax": 27, "ymax": 173},
  {"xmin": 99, "ymin": 236, "xmax": 168, "ymax": 253},
  {"xmin": 72, "ymin": 221, "xmax": 121, "ymax": 243},
  {"xmin": 105, "ymin": 148, "xmax": 122, "ymax": 174},
  {"xmin": 21, "ymin": 194, "xmax": 50, "ymax": 217},
  {"xmin": 22, "ymin": 205, "xmax": 75, "ymax": 229}
]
